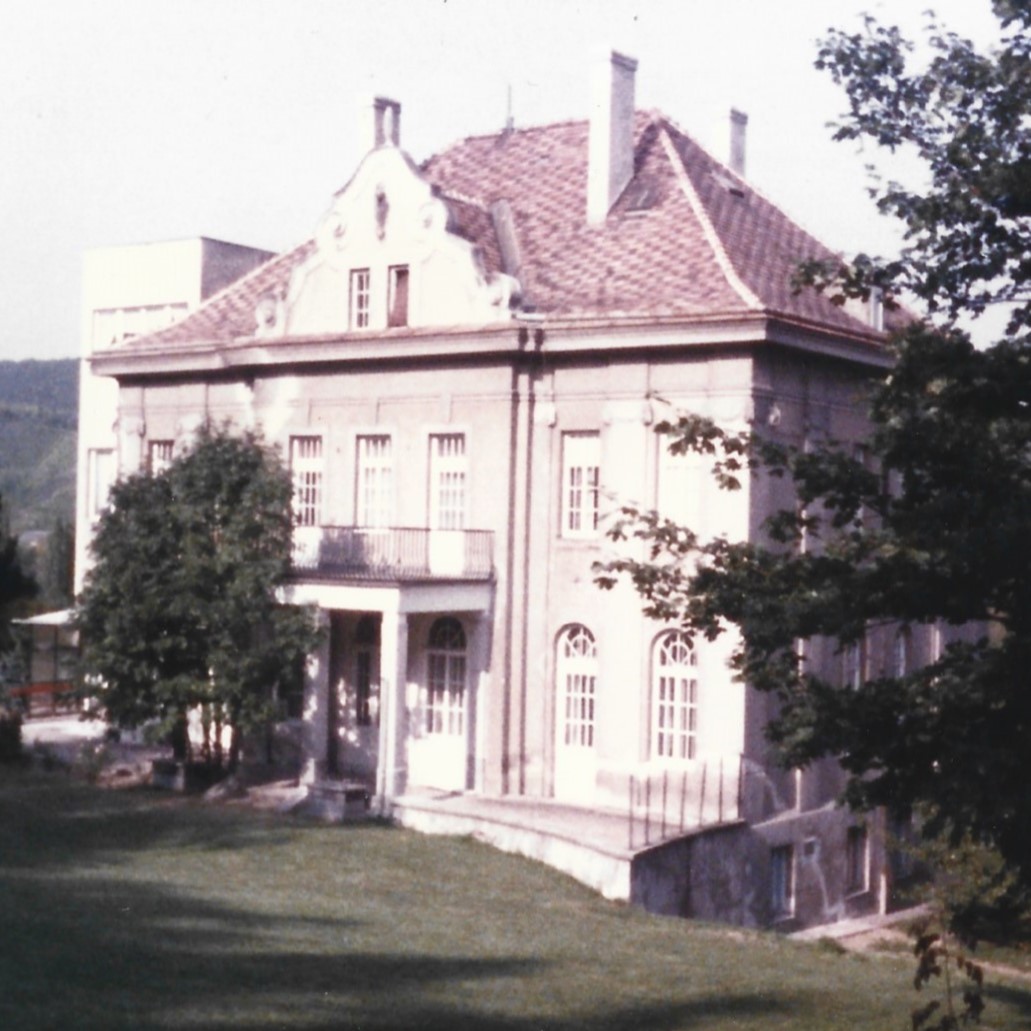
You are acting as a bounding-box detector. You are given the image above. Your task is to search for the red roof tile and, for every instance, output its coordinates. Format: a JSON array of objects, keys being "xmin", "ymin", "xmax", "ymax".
[{"xmin": 132, "ymin": 110, "xmax": 886, "ymax": 350}]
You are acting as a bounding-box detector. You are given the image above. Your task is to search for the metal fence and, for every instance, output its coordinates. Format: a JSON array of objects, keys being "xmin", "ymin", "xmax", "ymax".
[
  {"xmin": 627, "ymin": 754, "xmax": 744, "ymax": 849},
  {"xmin": 292, "ymin": 527, "xmax": 494, "ymax": 581}
]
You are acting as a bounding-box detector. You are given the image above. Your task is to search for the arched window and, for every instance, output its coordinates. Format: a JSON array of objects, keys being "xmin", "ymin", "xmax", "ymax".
[
  {"xmin": 653, "ymin": 631, "xmax": 698, "ymax": 760},
  {"xmin": 557, "ymin": 624, "xmax": 597, "ymax": 748},
  {"xmin": 426, "ymin": 617, "xmax": 466, "ymax": 735}
]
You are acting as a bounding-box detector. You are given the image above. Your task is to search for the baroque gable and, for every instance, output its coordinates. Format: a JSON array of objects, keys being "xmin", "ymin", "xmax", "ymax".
[{"xmin": 260, "ymin": 146, "xmax": 517, "ymax": 339}]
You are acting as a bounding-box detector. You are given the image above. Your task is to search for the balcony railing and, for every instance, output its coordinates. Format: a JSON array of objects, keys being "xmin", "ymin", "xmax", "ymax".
[{"xmin": 292, "ymin": 526, "xmax": 494, "ymax": 582}]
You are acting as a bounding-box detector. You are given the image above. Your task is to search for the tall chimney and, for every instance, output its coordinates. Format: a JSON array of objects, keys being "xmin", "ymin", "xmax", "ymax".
[
  {"xmin": 587, "ymin": 49, "xmax": 638, "ymax": 224},
  {"xmin": 360, "ymin": 96, "xmax": 402, "ymax": 153},
  {"xmin": 729, "ymin": 108, "xmax": 748, "ymax": 177}
]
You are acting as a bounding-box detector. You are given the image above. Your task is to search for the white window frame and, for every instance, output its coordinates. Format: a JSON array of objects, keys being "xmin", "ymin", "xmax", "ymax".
[
  {"xmin": 657, "ymin": 440, "xmax": 704, "ymax": 534},
  {"xmin": 349, "ymin": 268, "xmax": 370, "ymax": 329},
  {"xmin": 557, "ymin": 624, "xmax": 597, "ymax": 749},
  {"xmin": 356, "ymin": 435, "xmax": 393, "ymax": 528},
  {"xmin": 388, "ymin": 264, "xmax": 409, "ymax": 328},
  {"xmin": 425, "ymin": 617, "xmax": 466, "ymax": 736},
  {"xmin": 843, "ymin": 638, "xmax": 866, "ymax": 690},
  {"xmin": 148, "ymin": 440, "xmax": 175, "ymax": 476},
  {"xmin": 429, "ymin": 433, "xmax": 467, "ymax": 530},
  {"xmin": 561, "ymin": 432, "xmax": 600, "ymax": 539},
  {"xmin": 87, "ymin": 448, "xmax": 116, "ymax": 521},
  {"xmin": 893, "ymin": 627, "xmax": 911, "ymax": 679},
  {"xmin": 652, "ymin": 631, "xmax": 699, "ymax": 761},
  {"xmin": 290, "ymin": 436, "xmax": 323, "ymax": 528}
]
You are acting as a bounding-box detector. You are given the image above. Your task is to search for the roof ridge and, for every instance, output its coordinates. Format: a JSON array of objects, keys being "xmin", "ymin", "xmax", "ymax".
[
  {"xmin": 438, "ymin": 188, "xmax": 489, "ymax": 210},
  {"xmin": 659, "ymin": 114, "xmax": 851, "ymax": 269},
  {"xmin": 657, "ymin": 126, "xmax": 762, "ymax": 311}
]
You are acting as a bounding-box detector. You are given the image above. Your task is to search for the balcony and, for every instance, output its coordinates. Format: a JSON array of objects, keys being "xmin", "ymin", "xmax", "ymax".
[{"xmin": 291, "ymin": 526, "xmax": 494, "ymax": 582}]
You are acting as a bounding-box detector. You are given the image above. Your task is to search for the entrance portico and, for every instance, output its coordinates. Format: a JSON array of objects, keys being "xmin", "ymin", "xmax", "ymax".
[{"xmin": 283, "ymin": 578, "xmax": 494, "ymax": 805}]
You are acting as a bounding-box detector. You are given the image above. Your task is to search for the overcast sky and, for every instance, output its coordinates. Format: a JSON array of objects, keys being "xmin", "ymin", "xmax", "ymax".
[{"xmin": 0, "ymin": 0, "xmax": 1005, "ymax": 362}]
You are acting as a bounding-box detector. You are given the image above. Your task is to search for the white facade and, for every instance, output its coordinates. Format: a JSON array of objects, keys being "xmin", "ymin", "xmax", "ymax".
[{"xmin": 73, "ymin": 55, "xmax": 924, "ymax": 930}]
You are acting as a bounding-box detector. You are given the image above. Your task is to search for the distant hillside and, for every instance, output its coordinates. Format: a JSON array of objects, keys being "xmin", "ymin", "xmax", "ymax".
[{"xmin": 0, "ymin": 359, "xmax": 78, "ymax": 534}]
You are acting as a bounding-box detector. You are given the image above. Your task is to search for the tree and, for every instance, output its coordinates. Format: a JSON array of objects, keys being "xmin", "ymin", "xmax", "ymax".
[
  {"xmin": 77, "ymin": 425, "xmax": 319, "ymax": 769},
  {"xmin": 598, "ymin": 1, "xmax": 1031, "ymax": 892},
  {"xmin": 0, "ymin": 494, "xmax": 36, "ymax": 652}
]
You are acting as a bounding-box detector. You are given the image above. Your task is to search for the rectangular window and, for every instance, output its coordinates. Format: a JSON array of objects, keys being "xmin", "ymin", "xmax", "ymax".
[
  {"xmin": 148, "ymin": 440, "xmax": 175, "ymax": 476},
  {"xmin": 655, "ymin": 669, "xmax": 698, "ymax": 760},
  {"xmin": 349, "ymin": 268, "xmax": 370, "ymax": 329},
  {"xmin": 388, "ymin": 265, "xmax": 409, "ymax": 328},
  {"xmin": 426, "ymin": 651, "xmax": 466, "ymax": 736},
  {"xmin": 771, "ymin": 844, "xmax": 795, "ymax": 918},
  {"xmin": 843, "ymin": 639, "xmax": 866, "ymax": 690},
  {"xmin": 562, "ymin": 432, "xmax": 600, "ymax": 538},
  {"xmin": 87, "ymin": 448, "xmax": 115, "ymax": 520},
  {"xmin": 357, "ymin": 435, "xmax": 393, "ymax": 527},
  {"xmin": 846, "ymin": 826, "xmax": 869, "ymax": 894},
  {"xmin": 893, "ymin": 628, "xmax": 910, "ymax": 679},
  {"xmin": 290, "ymin": 436, "xmax": 323, "ymax": 528},
  {"xmin": 657, "ymin": 443, "xmax": 704, "ymax": 534},
  {"xmin": 429, "ymin": 433, "xmax": 466, "ymax": 530}
]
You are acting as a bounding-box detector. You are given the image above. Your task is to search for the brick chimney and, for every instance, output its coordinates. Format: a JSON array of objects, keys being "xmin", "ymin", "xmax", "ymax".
[
  {"xmin": 587, "ymin": 49, "xmax": 638, "ymax": 224},
  {"xmin": 361, "ymin": 96, "xmax": 401, "ymax": 153},
  {"xmin": 729, "ymin": 108, "xmax": 748, "ymax": 177}
]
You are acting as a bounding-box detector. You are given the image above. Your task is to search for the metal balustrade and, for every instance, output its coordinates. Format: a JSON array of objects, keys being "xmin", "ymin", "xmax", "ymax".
[
  {"xmin": 292, "ymin": 526, "xmax": 494, "ymax": 582},
  {"xmin": 627, "ymin": 755, "xmax": 745, "ymax": 849}
]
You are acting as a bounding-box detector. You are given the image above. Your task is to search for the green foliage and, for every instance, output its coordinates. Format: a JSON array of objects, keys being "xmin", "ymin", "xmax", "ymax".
[
  {"xmin": 0, "ymin": 495, "xmax": 37, "ymax": 653},
  {"xmin": 76, "ymin": 424, "xmax": 319, "ymax": 768},
  {"xmin": 0, "ymin": 359, "xmax": 78, "ymax": 534},
  {"xmin": 797, "ymin": 2, "xmax": 1031, "ymax": 336},
  {"xmin": 597, "ymin": 2, "xmax": 1031, "ymax": 901}
]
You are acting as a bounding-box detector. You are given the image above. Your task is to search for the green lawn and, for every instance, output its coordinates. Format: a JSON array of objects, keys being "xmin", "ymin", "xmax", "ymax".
[{"xmin": 1, "ymin": 769, "xmax": 1029, "ymax": 1030}]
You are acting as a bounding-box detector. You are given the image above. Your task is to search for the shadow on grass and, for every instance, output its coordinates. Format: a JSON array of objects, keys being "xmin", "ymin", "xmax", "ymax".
[
  {"xmin": 0, "ymin": 860, "xmax": 781, "ymax": 1028},
  {"xmin": 987, "ymin": 982, "xmax": 1031, "ymax": 1027},
  {"xmin": 0, "ymin": 771, "xmax": 799, "ymax": 1029},
  {"xmin": 0, "ymin": 769, "xmax": 298, "ymax": 871}
]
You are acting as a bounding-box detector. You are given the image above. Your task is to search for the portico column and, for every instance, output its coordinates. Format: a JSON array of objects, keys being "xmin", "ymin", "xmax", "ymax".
[
  {"xmin": 301, "ymin": 609, "xmax": 331, "ymax": 786},
  {"xmin": 377, "ymin": 607, "xmax": 409, "ymax": 803}
]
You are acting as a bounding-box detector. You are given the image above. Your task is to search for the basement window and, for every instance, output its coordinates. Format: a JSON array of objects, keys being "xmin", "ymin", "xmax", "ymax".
[
  {"xmin": 770, "ymin": 844, "xmax": 795, "ymax": 919},
  {"xmin": 846, "ymin": 826, "xmax": 869, "ymax": 895},
  {"xmin": 388, "ymin": 265, "xmax": 409, "ymax": 328}
]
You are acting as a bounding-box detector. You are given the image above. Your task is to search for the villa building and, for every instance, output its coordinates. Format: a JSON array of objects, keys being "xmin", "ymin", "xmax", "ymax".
[{"xmin": 75, "ymin": 52, "xmax": 926, "ymax": 929}]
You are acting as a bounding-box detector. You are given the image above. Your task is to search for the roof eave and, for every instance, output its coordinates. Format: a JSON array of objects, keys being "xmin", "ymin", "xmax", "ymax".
[{"xmin": 90, "ymin": 308, "xmax": 892, "ymax": 379}]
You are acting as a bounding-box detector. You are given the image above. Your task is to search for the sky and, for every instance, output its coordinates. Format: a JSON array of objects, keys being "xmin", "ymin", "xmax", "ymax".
[{"xmin": 0, "ymin": 0, "xmax": 1006, "ymax": 362}]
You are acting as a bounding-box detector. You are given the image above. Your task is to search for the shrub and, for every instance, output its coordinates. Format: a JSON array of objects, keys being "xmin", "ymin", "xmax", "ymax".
[{"xmin": 0, "ymin": 708, "xmax": 23, "ymax": 763}]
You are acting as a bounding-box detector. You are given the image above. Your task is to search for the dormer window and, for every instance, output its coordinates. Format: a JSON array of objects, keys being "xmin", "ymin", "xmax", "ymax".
[
  {"xmin": 349, "ymin": 268, "xmax": 370, "ymax": 329},
  {"xmin": 388, "ymin": 265, "xmax": 409, "ymax": 328}
]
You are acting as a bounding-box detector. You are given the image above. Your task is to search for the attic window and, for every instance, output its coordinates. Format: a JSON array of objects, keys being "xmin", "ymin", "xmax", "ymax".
[
  {"xmin": 712, "ymin": 170, "xmax": 745, "ymax": 198},
  {"xmin": 350, "ymin": 268, "xmax": 370, "ymax": 329},
  {"xmin": 388, "ymin": 265, "xmax": 409, "ymax": 327}
]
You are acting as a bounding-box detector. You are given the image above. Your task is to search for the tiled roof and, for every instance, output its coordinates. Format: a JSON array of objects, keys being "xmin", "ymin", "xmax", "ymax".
[{"xmin": 136, "ymin": 110, "xmax": 884, "ymax": 349}]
